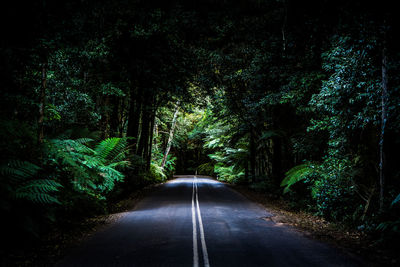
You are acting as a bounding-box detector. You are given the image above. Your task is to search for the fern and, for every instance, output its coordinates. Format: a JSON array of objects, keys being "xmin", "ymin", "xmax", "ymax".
[
  {"xmin": 391, "ymin": 194, "xmax": 400, "ymax": 207},
  {"xmin": 377, "ymin": 220, "xmax": 400, "ymax": 234},
  {"xmin": 0, "ymin": 161, "xmax": 62, "ymax": 205},
  {"xmin": 281, "ymin": 163, "xmax": 316, "ymax": 194},
  {"xmin": 95, "ymin": 138, "xmax": 126, "ymax": 160},
  {"xmin": 48, "ymin": 137, "xmax": 130, "ymax": 197},
  {"xmin": 0, "ymin": 160, "xmax": 41, "ymax": 182},
  {"xmin": 15, "ymin": 192, "xmax": 61, "ymax": 205},
  {"xmin": 18, "ymin": 179, "xmax": 62, "ymax": 193},
  {"xmin": 150, "ymin": 162, "xmax": 167, "ymax": 181}
]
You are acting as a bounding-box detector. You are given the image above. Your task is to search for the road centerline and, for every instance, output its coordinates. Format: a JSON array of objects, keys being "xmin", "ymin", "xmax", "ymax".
[
  {"xmin": 195, "ymin": 176, "xmax": 210, "ymax": 267},
  {"xmin": 192, "ymin": 178, "xmax": 199, "ymax": 267}
]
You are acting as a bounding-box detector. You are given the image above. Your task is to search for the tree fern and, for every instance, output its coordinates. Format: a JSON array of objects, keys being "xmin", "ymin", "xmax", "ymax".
[
  {"xmin": 0, "ymin": 161, "xmax": 62, "ymax": 205},
  {"xmin": 281, "ymin": 163, "xmax": 316, "ymax": 194},
  {"xmin": 0, "ymin": 160, "xmax": 41, "ymax": 182},
  {"xmin": 48, "ymin": 137, "xmax": 130, "ymax": 198},
  {"xmin": 95, "ymin": 137, "xmax": 127, "ymax": 160},
  {"xmin": 15, "ymin": 192, "xmax": 61, "ymax": 205}
]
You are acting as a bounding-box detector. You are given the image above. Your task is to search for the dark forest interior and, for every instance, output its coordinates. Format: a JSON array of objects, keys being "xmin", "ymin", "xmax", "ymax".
[{"xmin": 1, "ymin": 0, "xmax": 399, "ymax": 265}]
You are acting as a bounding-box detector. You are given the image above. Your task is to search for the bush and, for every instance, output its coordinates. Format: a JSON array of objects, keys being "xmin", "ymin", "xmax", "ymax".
[
  {"xmin": 214, "ymin": 164, "xmax": 245, "ymax": 184},
  {"xmin": 197, "ymin": 162, "xmax": 215, "ymax": 176}
]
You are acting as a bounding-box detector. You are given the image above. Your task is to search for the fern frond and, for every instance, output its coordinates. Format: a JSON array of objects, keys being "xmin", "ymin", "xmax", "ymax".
[
  {"xmin": 281, "ymin": 163, "xmax": 316, "ymax": 194},
  {"xmin": 95, "ymin": 137, "xmax": 120, "ymax": 160},
  {"xmin": 15, "ymin": 192, "xmax": 61, "ymax": 204},
  {"xmin": 0, "ymin": 161, "xmax": 40, "ymax": 182},
  {"xmin": 48, "ymin": 137, "xmax": 129, "ymax": 197},
  {"xmin": 108, "ymin": 138, "xmax": 128, "ymax": 161},
  {"xmin": 74, "ymin": 138, "xmax": 93, "ymax": 144},
  {"xmin": 106, "ymin": 161, "xmax": 130, "ymax": 169},
  {"xmin": 392, "ymin": 194, "xmax": 400, "ymax": 207},
  {"xmin": 18, "ymin": 179, "xmax": 62, "ymax": 194},
  {"xmin": 0, "ymin": 160, "xmax": 62, "ymax": 205},
  {"xmin": 81, "ymin": 154, "xmax": 106, "ymax": 168}
]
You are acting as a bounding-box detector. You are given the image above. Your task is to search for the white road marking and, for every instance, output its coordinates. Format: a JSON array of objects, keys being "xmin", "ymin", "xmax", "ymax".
[
  {"xmin": 192, "ymin": 179, "xmax": 199, "ymax": 267},
  {"xmin": 194, "ymin": 176, "xmax": 210, "ymax": 267}
]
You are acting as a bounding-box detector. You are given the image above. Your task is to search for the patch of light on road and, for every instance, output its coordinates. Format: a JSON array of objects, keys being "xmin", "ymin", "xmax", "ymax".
[
  {"xmin": 168, "ymin": 177, "xmax": 219, "ymax": 185},
  {"xmin": 168, "ymin": 178, "xmax": 194, "ymax": 184}
]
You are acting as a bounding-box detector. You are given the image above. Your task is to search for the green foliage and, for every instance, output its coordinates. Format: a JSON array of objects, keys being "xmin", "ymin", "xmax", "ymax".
[
  {"xmin": 391, "ymin": 194, "xmax": 400, "ymax": 207},
  {"xmin": 47, "ymin": 137, "xmax": 129, "ymax": 199},
  {"xmin": 281, "ymin": 163, "xmax": 315, "ymax": 194},
  {"xmin": 376, "ymin": 220, "xmax": 400, "ymax": 234},
  {"xmin": 150, "ymin": 150, "xmax": 176, "ymax": 179},
  {"xmin": 163, "ymin": 154, "xmax": 177, "ymax": 177},
  {"xmin": 313, "ymin": 157, "xmax": 358, "ymax": 221},
  {"xmin": 147, "ymin": 163, "xmax": 167, "ymax": 182},
  {"xmin": 214, "ymin": 164, "xmax": 245, "ymax": 184},
  {"xmin": 0, "ymin": 160, "xmax": 62, "ymax": 205},
  {"xmin": 197, "ymin": 162, "xmax": 215, "ymax": 176},
  {"xmin": 15, "ymin": 179, "xmax": 62, "ymax": 205},
  {"xmin": 376, "ymin": 193, "xmax": 400, "ymax": 244}
]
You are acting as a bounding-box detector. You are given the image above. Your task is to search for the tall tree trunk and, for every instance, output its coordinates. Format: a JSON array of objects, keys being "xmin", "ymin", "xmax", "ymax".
[
  {"xmin": 272, "ymin": 137, "xmax": 282, "ymax": 186},
  {"xmin": 249, "ymin": 129, "xmax": 256, "ymax": 183},
  {"xmin": 161, "ymin": 101, "xmax": 180, "ymax": 169},
  {"xmin": 110, "ymin": 96, "xmax": 120, "ymax": 137},
  {"xmin": 153, "ymin": 119, "xmax": 159, "ymax": 152},
  {"xmin": 127, "ymin": 88, "xmax": 142, "ymax": 150},
  {"xmin": 137, "ymin": 107, "xmax": 150, "ymax": 159},
  {"xmin": 244, "ymin": 160, "xmax": 249, "ymax": 183},
  {"xmin": 102, "ymin": 95, "xmax": 110, "ymax": 138},
  {"xmin": 146, "ymin": 107, "xmax": 156, "ymax": 171},
  {"xmin": 137, "ymin": 90, "xmax": 152, "ymax": 159},
  {"xmin": 281, "ymin": 0, "xmax": 287, "ymax": 53},
  {"xmin": 120, "ymin": 97, "xmax": 130, "ymax": 137},
  {"xmin": 379, "ymin": 34, "xmax": 388, "ymax": 212},
  {"xmin": 38, "ymin": 62, "xmax": 47, "ymax": 144}
]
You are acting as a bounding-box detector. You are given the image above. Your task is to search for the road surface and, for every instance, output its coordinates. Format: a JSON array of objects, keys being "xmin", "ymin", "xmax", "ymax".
[{"xmin": 58, "ymin": 176, "xmax": 363, "ymax": 267}]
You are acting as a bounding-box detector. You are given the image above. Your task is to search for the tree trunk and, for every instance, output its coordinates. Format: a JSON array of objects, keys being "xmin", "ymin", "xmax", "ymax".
[
  {"xmin": 127, "ymin": 88, "xmax": 142, "ymax": 150},
  {"xmin": 161, "ymin": 101, "xmax": 180, "ymax": 169},
  {"xmin": 102, "ymin": 95, "xmax": 110, "ymax": 138},
  {"xmin": 281, "ymin": 0, "xmax": 287, "ymax": 53},
  {"xmin": 379, "ymin": 35, "xmax": 388, "ymax": 212},
  {"xmin": 110, "ymin": 96, "xmax": 120, "ymax": 137},
  {"xmin": 137, "ymin": 106, "xmax": 150, "ymax": 159},
  {"xmin": 38, "ymin": 63, "xmax": 47, "ymax": 144},
  {"xmin": 120, "ymin": 97, "xmax": 130, "ymax": 137},
  {"xmin": 153, "ymin": 119, "xmax": 159, "ymax": 152},
  {"xmin": 137, "ymin": 89, "xmax": 155, "ymax": 161},
  {"xmin": 244, "ymin": 160, "xmax": 249, "ymax": 183},
  {"xmin": 249, "ymin": 129, "xmax": 256, "ymax": 183},
  {"xmin": 272, "ymin": 137, "xmax": 282, "ymax": 186},
  {"xmin": 146, "ymin": 102, "xmax": 156, "ymax": 171}
]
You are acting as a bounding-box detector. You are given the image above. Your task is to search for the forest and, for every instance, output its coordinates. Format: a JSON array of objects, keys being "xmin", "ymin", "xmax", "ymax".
[{"xmin": 1, "ymin": 0, "xmax": 399, "ymax": 264}]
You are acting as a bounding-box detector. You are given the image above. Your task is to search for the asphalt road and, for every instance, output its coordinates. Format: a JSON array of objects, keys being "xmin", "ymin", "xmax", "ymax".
[{"xmin": 58, "ymin": 176, "xmax": 363, "ymax": 267}]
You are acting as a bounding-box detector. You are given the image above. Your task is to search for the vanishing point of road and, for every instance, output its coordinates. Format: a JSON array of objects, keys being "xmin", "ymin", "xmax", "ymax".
[{"xmin": 58, "ymin": 176, "xmax": 363, "ymax": 267}]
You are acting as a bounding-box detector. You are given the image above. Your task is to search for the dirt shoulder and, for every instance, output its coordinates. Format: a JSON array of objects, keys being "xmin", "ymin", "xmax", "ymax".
[{"xmin": 230, "ymin": 184, "xmax": 399, "ymax": 267}]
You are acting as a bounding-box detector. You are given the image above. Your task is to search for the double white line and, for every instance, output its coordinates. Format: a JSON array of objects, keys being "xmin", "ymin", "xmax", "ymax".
[{"xmin": 192, "ymin": 176, "xmax": 210, "ymax": 267}]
